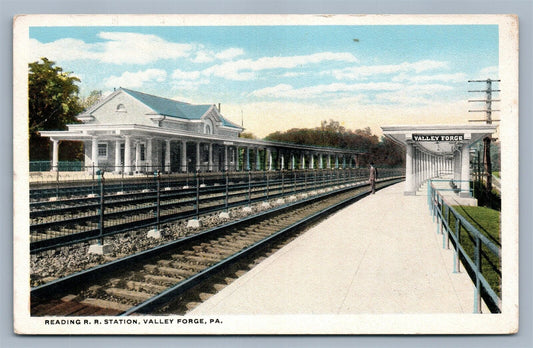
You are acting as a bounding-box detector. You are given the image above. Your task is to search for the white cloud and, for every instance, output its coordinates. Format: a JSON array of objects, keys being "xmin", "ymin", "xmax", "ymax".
[
  {"xmin": 175, "ymin": 52, "xmax": 358, "ymax": 82},
  {"xmin": 104, "ymin": 69, "xmax": 167, "ymax": 88},
  {"xmin": 477, "ymin": 66, "xmax": 499, "ymax": 80},
  {"xmin": 250, "ymin": 82, "xmax": 403, "ymax": 99},
  {"xmin": 392, "ymin": 72, "xmax": 467, "ymax": 83},
  {"xmin": 329, "ymin": 60, "xmax": 449, "ymax": 80},
  {"xmin": 192, "ymin": 51, "xmax": 215, "ymax": 64},
  {"xmin": 30, "ymin": 32, "xmax": 194, "ymax": 65},
  {"xmin": 171, "ymin": 69, "xmax": 202, "ymax": 80},
  {"xmin": 215, "ymin": 48, "xmax": 245, "ymax": 60},
  {"xmin": 31, "ymin": 33, "xmax": 249, "ymax": 67}
]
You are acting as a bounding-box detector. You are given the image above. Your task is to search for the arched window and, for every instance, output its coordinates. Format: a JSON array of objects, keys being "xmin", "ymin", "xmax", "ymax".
[
  {"xmin": 204, "ymin": 119, "xmax": 214, "ymax": 134},
  {"xmin": 116, "ymin": 104, "xmax": 127, "ymax": 112}
]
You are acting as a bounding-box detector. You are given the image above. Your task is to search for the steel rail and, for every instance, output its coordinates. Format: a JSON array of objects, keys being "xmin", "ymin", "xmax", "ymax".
[
  {"xmin": 30, "ymin": 177, "xmax": 402, "ymax": 253},
  {"xmin": 122, "ymin": 185, "xmax": 375, "ymax": 315},
  {"xmin": 31, "ymin": 178, "xmax": 402, "ymax": 313},
  {"xmin": 29, "ymin": 171, "xmax": 386, "ymax": 249}
]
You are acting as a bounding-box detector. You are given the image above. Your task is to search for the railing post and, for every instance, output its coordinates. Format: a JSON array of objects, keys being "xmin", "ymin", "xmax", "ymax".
[
  {"xmin": 155, "ymin": 170, "xmax": 161, "ymax": 232},
  {"xmin": 445, "ymin": 207, "xmax": 450, "ymax": 249},
  {"xmin": 266, "ymin": 171, "xmax": 270, "ymax": 200},
  {"xmin": 195, "ymin": 171, "xmax": 200, "ymax": 219},
  {"xmin": 281, "ymin": 170, "xmax": 284, "ymax": 195},
  {"xmin": 292, "ymin": 169, "xmax": 296, "ymax": 194},
  {"xmin": 98, "ymin": 170, "xmax": 105, "ymax": 246},
  {"xmin": 91, "ymin": 164, "xmax": 96, "ymax": 195},
  {"xmin": 225, "ymin": 170, "xmax": 229, "ymax": 212},
  {"xmin": 55, "ymin": 168, "xmax": 60, "ymax": 199},
  {"xmin": 454, "ymin": 218, "xmax": 461, "ymax": 273},
  {"xmin": 248, "ymin": 170, "xmax": 251, "ymax": 206},
  {"xmin": 474, "ymin": 235, "xmax": 482, "ymax": 313}
]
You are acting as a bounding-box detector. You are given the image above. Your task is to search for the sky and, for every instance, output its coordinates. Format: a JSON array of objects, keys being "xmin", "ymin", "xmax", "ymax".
[{"xmin": 29, "ymin": 25, "xmax": 499, "ymax": 138}]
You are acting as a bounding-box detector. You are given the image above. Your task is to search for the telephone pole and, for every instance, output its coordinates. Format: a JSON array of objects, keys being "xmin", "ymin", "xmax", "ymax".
[{"xmin": 468, "ymin": 78, "xmax": 500, "ymax": 198}]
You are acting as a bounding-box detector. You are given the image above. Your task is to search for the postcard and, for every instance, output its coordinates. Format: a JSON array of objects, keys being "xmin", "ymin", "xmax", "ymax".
[{"xmin": 13, "ymin": 14, "xmax": 519, "ymax": 334}]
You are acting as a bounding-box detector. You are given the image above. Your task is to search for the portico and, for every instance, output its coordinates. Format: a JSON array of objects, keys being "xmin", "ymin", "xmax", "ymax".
[{"xmin": 40, "ymin": 88, "xmax": 362, "ymax": 174}]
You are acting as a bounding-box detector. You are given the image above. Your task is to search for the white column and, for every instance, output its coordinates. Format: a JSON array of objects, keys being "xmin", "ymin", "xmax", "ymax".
[
  {"xmin": 245, "ymin": 147, "xmax": 250, "ymax": 171},
  {"xmin": 124, "ymin": 135, "xmax": 132, "ymax": 174},
  {"xmin": 114, "ymin": 139, "xmax": 121, "ymax": 173},
  {"xmin": 310, "ymin": 154, "xmax": 314, "ymax": 169},
  {"xmin": 208, "ymin": 143, "xmax": 213, "ymax": 171},
  {"xmin": 460, "ymin": 144, "xmax": 471, "ymax": 197},
  {"xmin": 327, "ymin": 155, "xmax": 331, "ymax": 169},
  {"xmin": 256, "ymin": 148, "xmax": 261, "ymax": 171},
  {"xmin": 91, "ymin": 136, "xmax": 99, "ymax": 168},
  {"xmin": 301, "ymin": 153, "xmax": 305, "ymax": 169},
  {"xmin": 268, "ymin": 149, "xmax": 273, "ymax": 170},
  {"xmin": 291, "ymin": 154, "xmax": 295, "ymax": 170},
  {"xmin": 454, "ymin": 149, "xmax": 461, "ymax": 182},
  {"xmin": 135, "ymin": 141, "xmax": 140, "ymax": 172},
  {"xmin": 224, "ymin": 145, "xmax": 229, "ymax": 171},
  {"xmin": 165, "ymin": 139, "xmax": 171, "ymax": 173},
  {"xmin": 405, "ymin": 143, "xmax": 415, "ymax": 195},
  {"xmin": 51, "ymin": 139, "xmax": 59, "ymax": 171},
  {"xmin": 281, "ymin": 153, "xmax": 285, "ymax": 170},
  {"xmin": 319, "ymin": 154, "xmax": 323, "ymax": 169},
  {"xmin": 181, "ymin": 140, "xmax": 187, "ymax": 172},
  {"xmin": 236, "ymin": 147, "xmax": 240, "ymax": 171},
  {"xmin": 196, "ymin": 142, "xmax": 201, "ymax": 172},
  {"xmin": 146, "ymin": 137, "xmax": 153, "ymax": 172}
]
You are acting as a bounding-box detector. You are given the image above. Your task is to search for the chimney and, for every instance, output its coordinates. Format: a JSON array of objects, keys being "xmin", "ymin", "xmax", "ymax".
[{"xmin": 218, "ymin": 103, "xmax": 221, "ymax": 112}]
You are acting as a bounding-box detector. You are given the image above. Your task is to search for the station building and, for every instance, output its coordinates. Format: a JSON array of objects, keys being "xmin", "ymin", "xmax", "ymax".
[
  {"xmin": 382, "ymin": 124, "xmax": 497, "ymax": 200},
  {"xmin": 40, "ymin": 88, "xmax": 362, "ymax": 174}
]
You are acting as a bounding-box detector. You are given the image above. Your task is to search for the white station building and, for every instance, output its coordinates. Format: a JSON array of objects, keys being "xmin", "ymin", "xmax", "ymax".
[
  {"xmin": 382, "ymin": 124, "xmax": 497, "ymax": 198},
  {"xmin": 40, "ymin": 88, "xmax": 362, "ymax": 174}
]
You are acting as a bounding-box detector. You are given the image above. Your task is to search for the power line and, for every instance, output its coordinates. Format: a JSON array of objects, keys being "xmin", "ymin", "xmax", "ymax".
[{"xmin": 468, "ymin": 78, "xmax": 500, "ymax": 197}]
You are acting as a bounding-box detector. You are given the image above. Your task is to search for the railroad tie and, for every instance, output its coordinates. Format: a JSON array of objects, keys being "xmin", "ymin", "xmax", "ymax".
[
  {"xmin": 105, "ymin": 287, "xmax": 153, "ymax": 303},
  {"xmin": 143, "ymin": 274, "xmax": 182, "ymax": 286}
]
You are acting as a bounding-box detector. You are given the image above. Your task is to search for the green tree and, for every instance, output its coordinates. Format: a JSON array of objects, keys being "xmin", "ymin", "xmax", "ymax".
[
  {"xmin": 29, "ymin": 58, "xmax": 84, "ymax": 161},
  {"xmin": 239, "ymin": 132, "xmax": 257, "ymax": 139},
  {"xmin": 80, "ymin": 90, "xmax": 103, "ymax": 111},
  {"xmin": 265, "ymin": 120, "xmax": 404, "ymax": 168}
]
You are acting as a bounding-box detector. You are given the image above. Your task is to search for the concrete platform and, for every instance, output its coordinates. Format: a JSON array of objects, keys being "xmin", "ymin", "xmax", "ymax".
[{"xmin": 191, "ymin": 182, "xmax": 488, "ymax": 315}]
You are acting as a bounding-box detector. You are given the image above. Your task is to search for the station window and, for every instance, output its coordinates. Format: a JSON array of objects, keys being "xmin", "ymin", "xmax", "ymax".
[
  {"xmin": 98, "ymin": 143, "xmax": 108, "ymax": 158},
  {"xmin": 204, "ymin": 119, "xmax": 214, "ymax": 134},
  {"xmin": 116, "ymin": 104, "xmax": 127, "ymax": 112},
  {"xmin": 140, "ymin": 144, "xmax": 145, "ymax": 161}
]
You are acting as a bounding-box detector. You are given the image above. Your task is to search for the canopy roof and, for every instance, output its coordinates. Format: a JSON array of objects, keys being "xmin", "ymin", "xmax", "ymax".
[{"xmin": 382, "ymin": 124, "xmax": 498, "ymax": 155}]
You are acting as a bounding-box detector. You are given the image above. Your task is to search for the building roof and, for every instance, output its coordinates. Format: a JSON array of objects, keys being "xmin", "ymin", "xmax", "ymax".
[{"xmin": 121, "ymin": 88, "xmax": 241, "ymax": 129}]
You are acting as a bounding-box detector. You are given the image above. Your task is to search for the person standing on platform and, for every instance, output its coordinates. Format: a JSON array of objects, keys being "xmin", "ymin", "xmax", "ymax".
[{"xmin": 369, "ymin": 162, "xmax": 377, "ymax": 194}]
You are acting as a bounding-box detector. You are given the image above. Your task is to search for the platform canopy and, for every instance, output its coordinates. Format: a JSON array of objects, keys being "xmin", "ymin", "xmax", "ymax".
[
  {"xmin": 381, "ymin": 124, "xmax": 497, "ymax": 155},
  {"xmin": 381, "ymin": 124, "xmax": 497, "ymax": 198}
]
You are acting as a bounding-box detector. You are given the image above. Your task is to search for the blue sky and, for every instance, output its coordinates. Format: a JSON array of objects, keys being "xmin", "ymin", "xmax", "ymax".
[{"xmin": 29, "ymin": 25, "xmax": 499, "ymax": 137}]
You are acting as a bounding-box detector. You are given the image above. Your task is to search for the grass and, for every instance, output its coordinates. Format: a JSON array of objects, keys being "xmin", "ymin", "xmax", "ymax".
[
  {"xmin": 446, "ymin": 205, "xmax": 501, "ymax": 307},
  {"xmin": 492, "ymin": 171, "xmax": 500, "ymax": 178}
]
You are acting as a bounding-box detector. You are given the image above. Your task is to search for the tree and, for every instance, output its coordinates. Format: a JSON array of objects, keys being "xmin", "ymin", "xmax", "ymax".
[
  {"xmin": 80, "ymin": 90, "xmax": 103, "ymax": 111},
  {"xmin": 239, "ymin": 132, "xmax": 257, "ymax": 139},
  {"xmin": 265, "ymin": 120, "xmax": 404, "ymax": 168},
  {"xmin": 29, "ymin": 58, "xmax": 84, "ymax": 161}
]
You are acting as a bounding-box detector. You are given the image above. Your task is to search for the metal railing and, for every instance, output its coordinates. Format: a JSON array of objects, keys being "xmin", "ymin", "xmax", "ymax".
[
  {"xmin": 427, "ymin": 180, "xmax": 501, "ymax": 313},
  {"xmin": 30, "ymin": 168, "xmax": 405, "ymax": 252}
]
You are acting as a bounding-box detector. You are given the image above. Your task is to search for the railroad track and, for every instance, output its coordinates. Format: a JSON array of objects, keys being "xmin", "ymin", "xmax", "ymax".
[
  {"xmin": 29, "ymin": 173, "xmax": 376, "ymax": 252},
  {"xmin": 30, "ymin": 178, "xmax": 402, "ymax": 316}
]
